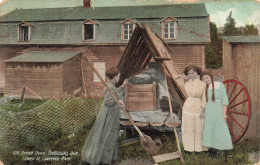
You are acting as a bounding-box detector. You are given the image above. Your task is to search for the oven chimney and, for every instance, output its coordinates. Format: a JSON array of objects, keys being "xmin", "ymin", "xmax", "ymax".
[{"xmin": 83, "ymin": 0, "xmax": 91, "ymax": 8}]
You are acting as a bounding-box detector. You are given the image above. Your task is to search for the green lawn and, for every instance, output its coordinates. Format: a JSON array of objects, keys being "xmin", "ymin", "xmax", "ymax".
[{"xmin": 0, "ymin": 98, "xmax": 259, "ymax": 165}]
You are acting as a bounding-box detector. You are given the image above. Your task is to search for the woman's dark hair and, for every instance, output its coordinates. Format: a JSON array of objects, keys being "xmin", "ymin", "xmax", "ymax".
[
  {"xmin": 200, "ymin": 71, "xmax": 215, "ymax": 102},
  {"xmin": 183, "ymin": 65, "xmax": 202, "ymax": 76},
  {"xmin": 105, "ymin": 67, "xmax": 119, "ymax": 80}
]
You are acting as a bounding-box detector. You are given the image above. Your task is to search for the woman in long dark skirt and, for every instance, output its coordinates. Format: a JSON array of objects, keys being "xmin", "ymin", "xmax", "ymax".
[{"xmin": 81, "ymin": 67, "xmax": 127, "ymax": 165}]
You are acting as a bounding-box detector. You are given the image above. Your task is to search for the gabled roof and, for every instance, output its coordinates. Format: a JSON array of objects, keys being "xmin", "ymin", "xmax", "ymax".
[
  {"xmin": 222, "ymin": 36, "xmax": 260, "ymax": 43},
  {"xmin": 6, "ymin": 51, "xmax": 81, "ymax": 62},
  {"xmin": 0, "ymin": 4, "xmax": 208, "ymax": 22}
]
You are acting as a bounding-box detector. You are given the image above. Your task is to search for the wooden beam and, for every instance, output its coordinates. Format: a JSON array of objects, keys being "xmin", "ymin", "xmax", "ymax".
[
  {"xmin": 20, "ymin": 86, "xmax": 26, "ymax": 103},
  {"xmin": 153, "ymin": 152, "xmax": 180, "ymax": 163},
  {"xmin": 154, "ymin": 57, "xmax": 172, "ymax": 61},
  {"xmin": 162, "ymin": 65, "xmax": 184, "ymax": 163}
]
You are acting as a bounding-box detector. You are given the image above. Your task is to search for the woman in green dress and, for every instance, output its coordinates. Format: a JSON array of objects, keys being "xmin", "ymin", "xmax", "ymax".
[
  {"xmin": 81, "ymin": 67, "xmax": 127, "ymax": 165},
  {"xmin": 200, "ymin": 71, "xmax": 233, "ymax": 160}
]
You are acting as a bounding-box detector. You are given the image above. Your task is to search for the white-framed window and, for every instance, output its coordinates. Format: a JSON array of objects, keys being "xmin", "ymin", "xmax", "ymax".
[
  {"xmin": 17, "ymin": 22, "xmax": 31, "ymax": 42},
  {"xmin": 82, "ymin": 19, "xmax": 96, "ymax": 41},
  {"xmin": 161, "ymin": 17, "xmax": 177, "ymax": 40},
  {"xmin": 121, "ymin": 19, "xmax": 135, "ymax": 40},
  {"xmin": 93, "ymin": 62, "xmax": 105, "ymax": 82}
]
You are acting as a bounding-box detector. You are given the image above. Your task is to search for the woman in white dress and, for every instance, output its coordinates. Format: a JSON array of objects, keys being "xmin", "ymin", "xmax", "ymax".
[{"xmin": 176, "ymin": 65, "xmax": 207, "ymax": 152}]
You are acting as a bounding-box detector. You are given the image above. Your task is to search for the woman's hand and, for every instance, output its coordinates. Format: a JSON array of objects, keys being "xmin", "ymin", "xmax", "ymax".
[
  {"xmin": 118, "ymin": 100, "xmax": 125, "ymax": 109},
  {"xmin": 174, "ymin": 75, "xmax": 189, "ymax": 80},
  {"xmin": 120, "ymin": 79, "xmax": 128, "ymax": 88},
  {"xmin": 200, "ymin": 107, "xmax": 205, "ymax": 118},
  {"xmin": 223, "ymin": 105, "xmax": 228, "ymax": 119}
]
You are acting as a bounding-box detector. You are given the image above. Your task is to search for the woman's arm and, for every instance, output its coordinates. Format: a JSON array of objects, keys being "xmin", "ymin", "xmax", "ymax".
[
  {"xmin": 173, "ymin": 75, "xmax": 189, "ymax": 80},
  {"xmin": 200, "ymin": 84, "xmax": 207, "ymax": 118},
  {"xmin": 220, "ymin": 82, "xmax": 229, "ymax": 119},
  {"xmin": 223, "ymin": 105, "xmax": 228, "ymax": 119}
]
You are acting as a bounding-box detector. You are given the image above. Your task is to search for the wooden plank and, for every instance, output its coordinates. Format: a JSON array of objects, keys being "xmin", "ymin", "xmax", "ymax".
[
  {"xmin": 127, "ymin": 92, "xmax": 153, "ymax": 98},
  {"xmin": 127, "ymin": 83, "xmax": 154, "ymax": 92},
  {"xmin": 152, "ymin": 152, "xmax": 180, "ymax": 163},
  {"xmin": 127, "ymin": 101, "xmax": 156, "ymax": 111},
  {"xmin": 154, "ymin": 57, "xmax": 172, "ymax": 61},
  {"xmin": 127, "ymin": 95, "xmax": 154, "ymax": 102},
  {"xmin": 153, "ymin": 82, "xmax": 157, "ymax": 108}
]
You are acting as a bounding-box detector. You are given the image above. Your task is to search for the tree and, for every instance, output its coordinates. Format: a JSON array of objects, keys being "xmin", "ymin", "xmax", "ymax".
[
  {"xmin": 243, "ymin": 24, "xmax": 259, "ymax": 36},
  {"xmin": 205, "ymin": 22, "xmax": 222, "ymax": 69},
  {"xmin": 223, "ymin": 11, "xmax": 239, "ymax": 36}
]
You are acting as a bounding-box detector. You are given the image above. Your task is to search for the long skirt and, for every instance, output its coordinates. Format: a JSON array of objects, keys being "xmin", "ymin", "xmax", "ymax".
[
  {"xmin": 81, "ymin": 104, "xmax": 121, "ymax": 165},
  {"xmin": 202, "ymin": 100, "xmax": 233, "ymax": 150},
  {"xmin": 182, "ymin": 98, "xmax": 207, "ymax": 152}
]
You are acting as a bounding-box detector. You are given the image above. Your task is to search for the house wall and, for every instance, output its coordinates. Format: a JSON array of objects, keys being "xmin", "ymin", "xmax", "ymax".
[
  {"xmin": 62, "ymin": 55, "xmax": 82, "ymax": 95},
  {"xmin": 84, "ymin": 45, "xmax": 125, "ymax": 97},
  {"xmin": 169, "ymin": 44, "xmax": 205, "ymax": 72},
  {"xmin": 223, "ymin": 42, "xmax": 260, "ymax": 139}
]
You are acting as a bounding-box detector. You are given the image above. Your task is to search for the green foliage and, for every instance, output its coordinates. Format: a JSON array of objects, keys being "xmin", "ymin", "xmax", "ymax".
[
  {"xmin": 0, "ymin": 99, "xmax": 47, "ymax": 112},
  {"xmin": 223, "ymin": 11, "xmax": 239, "ymax": 36},
  {"xmin": 205, "ymin": 22, "xmax": 222, "ymax": 69},
  {"xmin": 243, "ymin": 24, "xmax": 259, "ymax": 36},
  {"xmin": 1, "ymin": 98, "xmax": 259, "ymax": 165}
]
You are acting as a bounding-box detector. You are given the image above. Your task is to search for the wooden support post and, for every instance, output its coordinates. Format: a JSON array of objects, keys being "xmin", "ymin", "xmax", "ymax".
[
  {"xmin": 20, "ymin": 86, "xmax": 26, "ymax": 103},
  {"xmin": 59, "ymin": 94, "xmax": 63, "ymax": 133},
  {"xmin": 162, "ymin": 64, "xmax": 184, "ymax": 163},
  {"xmin": 81, "ymin": 57, "xmax": 89, "ymax": 96},
  {"xmin": 96, "ymin": 97, "xmax": 100, "ymax": 114}
]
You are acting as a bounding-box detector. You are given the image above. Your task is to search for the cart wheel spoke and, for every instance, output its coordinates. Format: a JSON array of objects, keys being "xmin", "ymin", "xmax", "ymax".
[
  {"xmin": 228, "ymin": 83, "xmax": 237, "ymax": 101},
  {"xmin": 227, "ymin": 110, "xmax": 248, "ymax": 116},
  {"xmin": 229, "ymin": 88, "xmax": 244, "ymax": 106},
  {"xmin": 227, "ymin": 114, "xmax": 245, "ymax": 131},
  {"xmin": 226, "ymin": 81, "xmax": 229, "ymax": 93},
  {"xmin": 223, "ymin": 79, "xmax": 251, "ymax": 144},
  {"xmin": 228, "ymin": 99, "xmax": 248, "ymax": 109},
  {"xmin": 226, "ymin": 118, "xmax": 236, "ymax": 139}
]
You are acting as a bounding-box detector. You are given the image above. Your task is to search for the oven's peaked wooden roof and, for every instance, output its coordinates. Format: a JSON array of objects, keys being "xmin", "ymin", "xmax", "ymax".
[{"xmin": 117, "ymin": 23, "xmax": 187, "ymax": 103}]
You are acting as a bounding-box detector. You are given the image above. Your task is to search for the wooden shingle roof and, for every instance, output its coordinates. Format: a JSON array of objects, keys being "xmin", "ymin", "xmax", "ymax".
[
  {"xmin": 0, "ymin": 4, "xmax": 208, "ymax": 22},
  {"xmin": 117, "ymin": 24, "xmax": 187, "ymax": 103},
  {"xmin": 222, "ymin": 36, "xmax": 260, "ymax": 43},
  {"xmin": 5, "ymin": 51, "xmax": 81, "ymax": 62}
]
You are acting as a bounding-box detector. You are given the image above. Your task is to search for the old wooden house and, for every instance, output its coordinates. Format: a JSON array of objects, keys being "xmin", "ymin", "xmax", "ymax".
[
  {"xmin": 223, "ymin": 36, "xmax": 260, "ymax": 139},
  {"xmin": 0, "ymin": 1, "xmax": 210, "ymax": 97}
]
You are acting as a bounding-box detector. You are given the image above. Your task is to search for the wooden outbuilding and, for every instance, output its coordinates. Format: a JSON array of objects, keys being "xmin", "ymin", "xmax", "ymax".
[
  {"xmin": 5, "ymin": 51, "xmax": 82, "ymax": 99},
  {"xmin": 223, "ymin": 36, "xmax": 260, "ymax": 139}
]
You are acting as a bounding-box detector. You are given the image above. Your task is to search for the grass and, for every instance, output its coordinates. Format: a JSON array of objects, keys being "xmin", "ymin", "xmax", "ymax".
[
  {"xmin": 0, "ymin": 98, "xmax": 259, "ymax": 165},
  {"xmin": 0, "ymin": 99, "xmax": 47, "ymax": 112},
  {"xmin": 1, "ymin": 127, "xmax": 259, "ymax": 165}
]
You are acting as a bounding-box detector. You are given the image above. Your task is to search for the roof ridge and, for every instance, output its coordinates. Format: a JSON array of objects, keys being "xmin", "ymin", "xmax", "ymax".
[
  {"xmin": 5, "ymin": 3, "xmax": 205, "ymax": 11},
  {"xmin": 0, "ymin": 4, "xmax": 208, "ymax": 22}
]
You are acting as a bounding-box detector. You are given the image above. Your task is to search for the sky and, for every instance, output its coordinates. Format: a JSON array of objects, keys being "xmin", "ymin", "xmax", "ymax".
[{"xmin": 0, "ymin": 0, "xmax": 259, "ymax": 28}]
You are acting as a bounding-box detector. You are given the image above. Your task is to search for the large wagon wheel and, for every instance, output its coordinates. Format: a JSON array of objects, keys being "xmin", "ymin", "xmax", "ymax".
[{"xmin": 223, "ymin": 79, "xmax": 251, "ymax": 144}]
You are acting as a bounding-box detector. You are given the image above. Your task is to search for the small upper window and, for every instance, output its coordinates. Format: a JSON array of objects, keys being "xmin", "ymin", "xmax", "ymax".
[
  {"xmin": 83, "ymin": 19, "xmax": 96, "ymax": 41},
  {"xmin": 121, "ymin": 19, "xmax": 135, "ymax": 40},
  {"xmin": 161, "ymin": 17, "xmax": 177, "ymax": 40},
  {"xmin": 17, "ymin": 22, "xmax": 31, "ymax": 42}
]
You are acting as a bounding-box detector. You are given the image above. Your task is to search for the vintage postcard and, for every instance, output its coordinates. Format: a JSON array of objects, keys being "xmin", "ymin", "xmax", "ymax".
[{"xmin": 0, "ymin": 0, "xmax": 259, "ymax": 164}]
